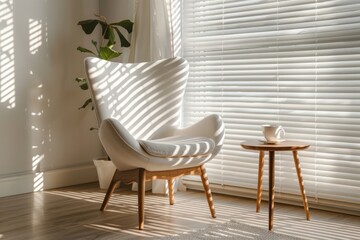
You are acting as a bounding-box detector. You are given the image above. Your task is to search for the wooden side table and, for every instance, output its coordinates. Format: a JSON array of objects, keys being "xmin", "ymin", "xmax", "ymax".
[{"xmin": 241, "ymin": 140, "xmax": 310, "ymax": 230}]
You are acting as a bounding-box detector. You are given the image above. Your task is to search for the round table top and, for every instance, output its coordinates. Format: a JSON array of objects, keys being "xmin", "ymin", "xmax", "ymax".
[{"xmin": 241, "ymin": 140, "xmax": 310, "ymax": 151}]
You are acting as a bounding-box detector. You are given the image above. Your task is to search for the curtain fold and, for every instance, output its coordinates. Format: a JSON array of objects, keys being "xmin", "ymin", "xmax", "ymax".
[{"xmin": 129, "ymin": 0, "xmax": 173, "ymax": 63}]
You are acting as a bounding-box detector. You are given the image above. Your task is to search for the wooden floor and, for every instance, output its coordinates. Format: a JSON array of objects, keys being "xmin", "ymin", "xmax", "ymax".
[{"xmin": 0, "ymin": 183, "xmax": 359, "ymax": 240}]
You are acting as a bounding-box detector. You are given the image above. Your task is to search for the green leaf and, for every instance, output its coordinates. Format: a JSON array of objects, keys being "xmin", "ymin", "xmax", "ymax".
[
  {"xmin": 77, "ymin": 20, "xmax": 100, "ymax": 34},
  {"xmin": 111, "ymin": 20, "xmax": 134, "ymax": 33},
  {"xmin": 114, "ymin": 27, "xmax": 131, "ymax": 48},
  {"xmin": 99, "ymin": 21, "xmax": 111, "ymax": 39},
  {"xmin": 75, "ymin": 77, "xmax": 88, "ymax": 90},
  {"xmin": 99, "ymin": 46, "xmax": 121, "ymax": 60},
  {"xmin": 75, "ymin": 77, "xmax": 86, "ymax": 83},
  {"xmin": 77, "ymin": 46, "xmax": 95, "ymax": 55},
  {"xmin": 106, "ymin": 27, "xmax": 116, "ymax": 46},
  {"xmin": 78, "ymin": 98, "xmax": 92, "ymax": 110},
  {"xmin": 79, "ymin": 82, "xmax": 88, "ymax": 90}
]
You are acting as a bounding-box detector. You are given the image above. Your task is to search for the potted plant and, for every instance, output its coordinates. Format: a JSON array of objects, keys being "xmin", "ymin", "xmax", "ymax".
[{"xmin": 76, "ymin": 14, "xmax": 133, "ymax": 189}]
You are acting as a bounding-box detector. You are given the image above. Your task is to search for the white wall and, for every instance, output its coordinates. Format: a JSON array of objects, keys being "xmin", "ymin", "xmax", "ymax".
[{"xmin": 0, "ymin": 0, "xmax": 103, "ymax": 197}]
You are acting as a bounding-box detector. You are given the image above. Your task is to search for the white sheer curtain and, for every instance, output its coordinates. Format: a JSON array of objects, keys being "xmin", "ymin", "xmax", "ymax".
[
  {"xmin": 129, "ymin": 0, "xmax": 178, "ymax": 194},
  {"xmin": 129, "ymin": 0, "xmax": 173, "ymax": 62}
]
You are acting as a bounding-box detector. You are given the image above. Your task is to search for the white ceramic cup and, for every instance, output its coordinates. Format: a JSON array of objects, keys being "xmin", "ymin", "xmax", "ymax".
[{"xmin": 262, "ymin": 125, "xmax": 285, "ymax": 142}]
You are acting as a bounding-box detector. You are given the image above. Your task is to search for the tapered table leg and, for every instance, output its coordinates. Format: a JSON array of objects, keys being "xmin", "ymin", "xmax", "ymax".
[
  {"xmin": 292, "ymin": 151, "xmax": 310, "ymax": 220},
  {"xmin": 269, "ymin": 151, "xmax": 275, "ymax": 231},
  {"xmin": 168, "ymin": 178, "xmax": 175, "ymax": 205},
  {"xmin": 138, "ymin": 169, "xmax": 146, "ymax": 230},
  {"xmin": 256, "ymin": 151, "xmax": 265, "ymax": 212}
]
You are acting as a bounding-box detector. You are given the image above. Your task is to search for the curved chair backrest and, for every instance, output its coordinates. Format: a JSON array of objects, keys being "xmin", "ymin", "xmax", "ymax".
[{"xmin": 84, "ymin": 57, "xmax": 189, "ymax": 139}]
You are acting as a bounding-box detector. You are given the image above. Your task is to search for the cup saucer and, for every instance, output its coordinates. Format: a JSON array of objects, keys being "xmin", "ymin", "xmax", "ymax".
[{"xmin": 259, "ymin": 138, "xmax": 285, "ymax": 144}]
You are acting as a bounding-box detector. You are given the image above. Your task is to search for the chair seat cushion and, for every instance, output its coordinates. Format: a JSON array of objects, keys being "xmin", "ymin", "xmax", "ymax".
[{"xmin": 139, "ymin": 136, "xmax": 215, "ymax": 158}]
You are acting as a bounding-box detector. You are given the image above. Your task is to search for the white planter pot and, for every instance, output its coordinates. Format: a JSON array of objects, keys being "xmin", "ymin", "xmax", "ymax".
[{"xmin": 93, "ymin": 157, "xmax": 117, "ymax": 189}]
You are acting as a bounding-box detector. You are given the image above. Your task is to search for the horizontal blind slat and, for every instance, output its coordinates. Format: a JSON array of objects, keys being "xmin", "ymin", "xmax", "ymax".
[{"xmin": 181, "ymin": 0, "xmax": 360, "ymax": 207}]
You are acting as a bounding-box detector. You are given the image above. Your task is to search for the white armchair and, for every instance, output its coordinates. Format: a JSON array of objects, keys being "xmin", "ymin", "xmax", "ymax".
[{"xmin": 85, "ymin": 57, "xmax": 225, "ymax": 229}]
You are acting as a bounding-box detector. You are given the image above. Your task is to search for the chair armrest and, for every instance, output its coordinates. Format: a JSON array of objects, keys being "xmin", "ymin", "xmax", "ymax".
[
  {"xmin": 100, "ymin": 118, "xmax": 142, "ymax": 152},
  {"xmin": 99, "ymin": 118, "xmax": 150, "ymax": 171}
]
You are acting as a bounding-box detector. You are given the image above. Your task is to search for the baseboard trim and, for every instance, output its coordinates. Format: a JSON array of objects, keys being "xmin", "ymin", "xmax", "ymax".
[
  {"xmin": 183, "ymin": 179, "xmax": 360, "ymax": 217},
  {"xmin": 0, "ymin": 164, "xmax": 98, "ymax": 197}
]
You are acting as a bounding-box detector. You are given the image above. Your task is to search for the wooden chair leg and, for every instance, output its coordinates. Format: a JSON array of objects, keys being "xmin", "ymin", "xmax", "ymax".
[
  {"xmin": 256, "ymin": 150, "xmax": 265, "ymax": 212},
  {"xmin": 138, "ymin": 169, "xmax": 146, "ymax": 230},
  {"xmin": 168, "ymin": 178, "xmax": 175, "ymax": 205},
  {"xmin": 100, "ymin": 170, "xmax": 119, "ymax": 211},
  {"xmin": 200, "ymin": 165, "xmax": 216, "ymax": 218},
  {"xmin": 292, "ymin": 151, "xmax": 310, "ymax": 220}
]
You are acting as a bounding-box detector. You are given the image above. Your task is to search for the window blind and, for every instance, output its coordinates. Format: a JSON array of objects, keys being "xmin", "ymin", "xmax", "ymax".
[{"xmin": 181, "ymin": 0, "xmax": 360, "ymax": 206}]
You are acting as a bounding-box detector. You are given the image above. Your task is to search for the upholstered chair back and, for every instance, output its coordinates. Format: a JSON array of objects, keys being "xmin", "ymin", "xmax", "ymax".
[{"xmin": 85, "ymin": 57, "xmax": 189, "ymax": 139}]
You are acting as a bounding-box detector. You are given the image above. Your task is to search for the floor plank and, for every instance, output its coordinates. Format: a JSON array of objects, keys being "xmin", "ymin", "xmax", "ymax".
[{"xmin": 0, "ymin": 183, "xmax": 359, "ymax": 239}]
